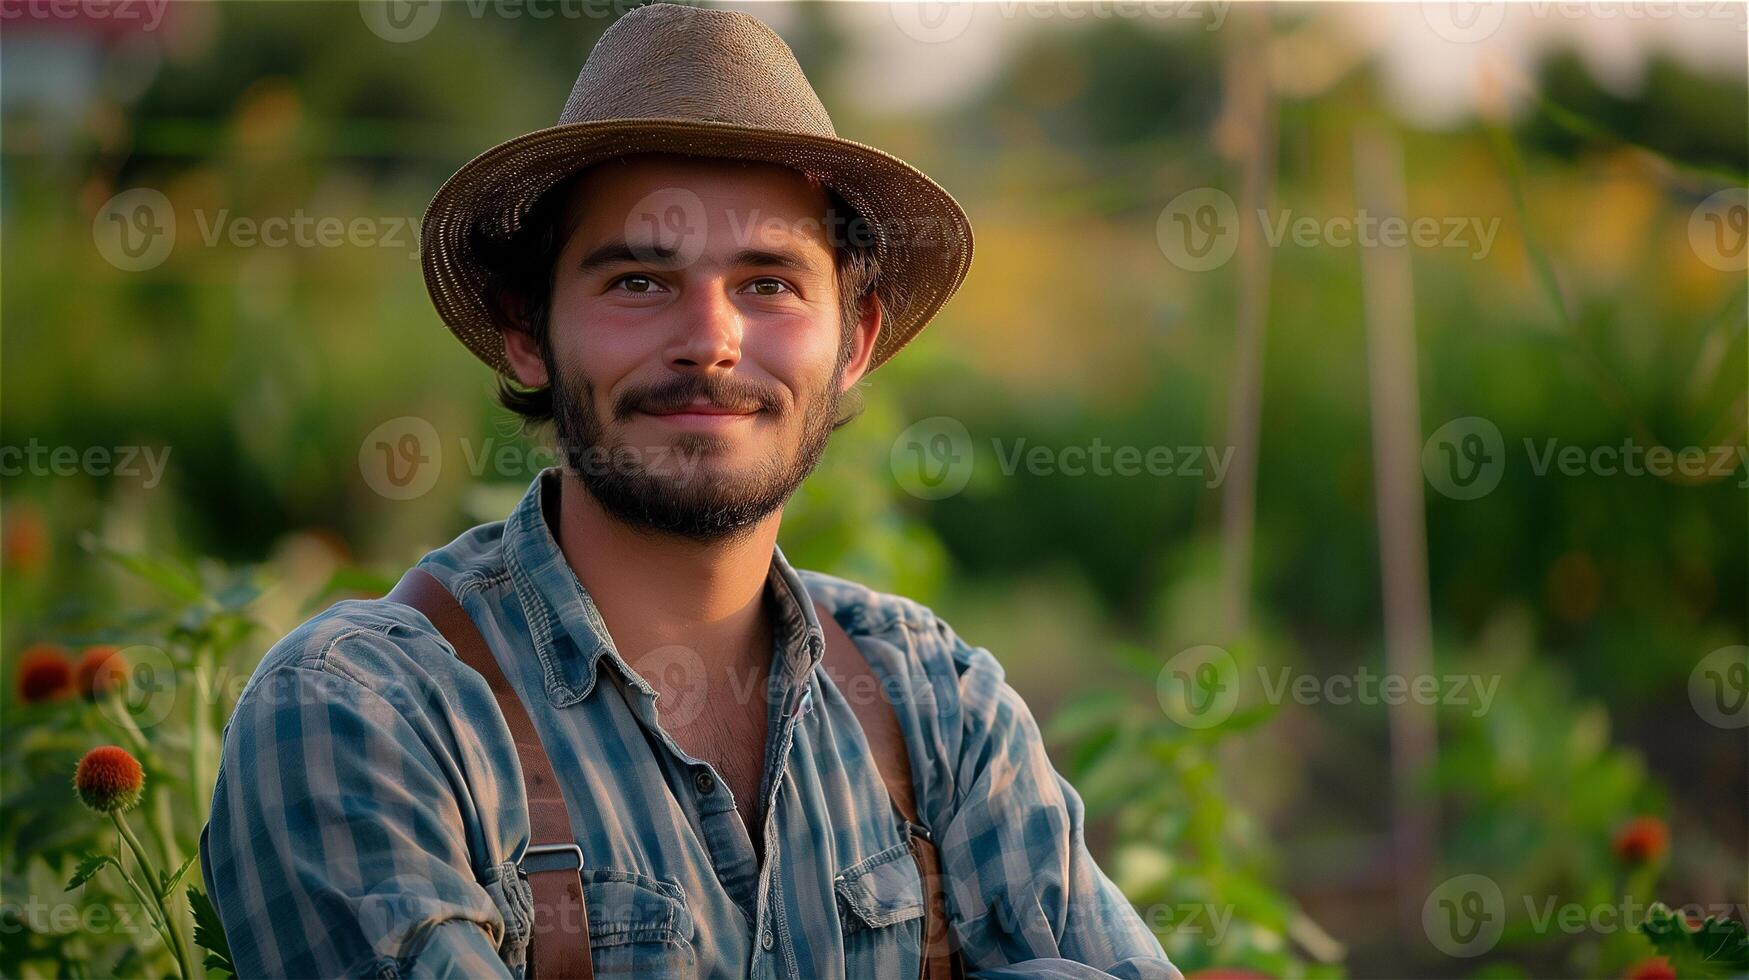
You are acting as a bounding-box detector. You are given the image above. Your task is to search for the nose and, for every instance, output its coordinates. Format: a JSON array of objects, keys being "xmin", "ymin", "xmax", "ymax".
[{"xmin": 664, "ymin": 279, "xmax": 742, "ymax": 373}]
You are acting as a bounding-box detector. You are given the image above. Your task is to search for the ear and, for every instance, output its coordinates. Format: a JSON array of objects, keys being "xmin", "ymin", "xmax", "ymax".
[
  {"xmin": 503, "ymin": 326, "xmax": 549, "ymax": 388},
  {"xmin": 497, "ymin": 294, "xmax": 549, "ymax": 388},
  {"xmin": 838, "ymin": 293, "xmax": 883, "ymax": 392}
]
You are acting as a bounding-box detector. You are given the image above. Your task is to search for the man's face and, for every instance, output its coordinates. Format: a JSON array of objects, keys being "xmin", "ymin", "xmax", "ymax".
[{"xmin": 503, "ymin": 154, "xmax": 879, "ymax": 542}]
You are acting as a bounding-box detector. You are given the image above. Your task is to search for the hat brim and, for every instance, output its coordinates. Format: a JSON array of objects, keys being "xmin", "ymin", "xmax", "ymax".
[{"xmin": 421, "ymin": 118, "xmax": 974, "ymax": 377}]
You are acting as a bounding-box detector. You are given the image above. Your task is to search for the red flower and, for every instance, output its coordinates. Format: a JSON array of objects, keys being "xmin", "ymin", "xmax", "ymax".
[
  {"xmin": 16, "ymin": 644, "xmax": 73, "ymax": 703},
  {"xmin": 74, "ymin": 646, "xmax": 127, "ymax": 700},
  {"xmin": 1625, "ymin": 956, "xmax": 1675, "ymax": 979},
  {"xmin": 1613, "ymin": 816, "xmax": 1669, "ymax": 865},
  {"xmin": 73, "ymin": 746, "xmax": 144, "ymax": 813}
]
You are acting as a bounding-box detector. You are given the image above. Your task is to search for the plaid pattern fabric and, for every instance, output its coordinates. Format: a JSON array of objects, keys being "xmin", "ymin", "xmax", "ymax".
[{"xmin": 199, "ymin": 467, "xmax": 1181, "ymax": 979}]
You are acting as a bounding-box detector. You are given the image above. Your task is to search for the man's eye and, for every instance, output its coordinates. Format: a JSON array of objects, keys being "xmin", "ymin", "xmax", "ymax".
[
  {"xmin": 745, "ymin": 278, "xmax": 792, "ymax": 297},
  {"xmin": 612, "ymin": 274, "xmax": 663, "ymax": 294}
]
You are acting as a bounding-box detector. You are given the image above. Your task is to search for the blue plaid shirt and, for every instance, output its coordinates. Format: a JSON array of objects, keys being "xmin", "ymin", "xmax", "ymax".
[{"xmin": 199, "ymin": 467, "xmax": 1180, "ymax": 979}]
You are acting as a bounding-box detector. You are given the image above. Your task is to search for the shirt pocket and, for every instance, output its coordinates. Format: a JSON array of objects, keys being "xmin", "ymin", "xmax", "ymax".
[
  {"xmin": 578, "ymin": 868, "xmax": 698, "ymax": 978},
  {"xmin": 835, "ymin": 841, "xmax": 926, "ymax": 980}
]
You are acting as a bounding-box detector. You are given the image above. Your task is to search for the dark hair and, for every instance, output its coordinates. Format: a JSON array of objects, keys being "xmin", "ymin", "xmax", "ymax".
[{"xmin": 475, "ymin": 163, "xmax": 883, "ymax": 432}]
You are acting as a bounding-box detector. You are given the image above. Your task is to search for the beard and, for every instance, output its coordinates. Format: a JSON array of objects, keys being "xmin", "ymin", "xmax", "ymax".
[{"xmin": 547, "ymin": 350, "xmax": 844, "ymax": 544}]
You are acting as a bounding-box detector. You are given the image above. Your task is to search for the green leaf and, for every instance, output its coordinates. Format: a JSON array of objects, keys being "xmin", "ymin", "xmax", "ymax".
[
  {"xmin": 1045, "ymin": 689, "xmax": 1133, "ymax": 745},
  {"xmin": 306, "ymin": 566, "xmax": 399, "ymax": 612},
  {"xmin": 79, "ymin": 535, "xmax": 206, "ymax": 604},
  {"xmin": 64, "ymin": 853, "xmax": 114, "ymax": 892},
  {"xmin": 158, "ymin": 855, "xmax": 196, "ymax": 899},
  {"xmin": 212, "ymin": 578, "xmax": 264, "ymax": 612},
  {"xmin": 188, "ymin": 885, "xmax": 236, "ymax": 978},
  {"xmin": 1639, "ymin": 901, "xmax": 1749, "ymax": 979}
]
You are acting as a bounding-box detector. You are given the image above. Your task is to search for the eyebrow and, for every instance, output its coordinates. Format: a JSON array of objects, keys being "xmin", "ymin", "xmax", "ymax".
[{"xmin": 577, "ymin": 240, "xmax": 821, "ymax": 276}]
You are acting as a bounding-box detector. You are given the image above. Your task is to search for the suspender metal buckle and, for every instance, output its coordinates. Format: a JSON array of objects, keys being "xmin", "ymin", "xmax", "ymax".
[{"xmin": 520, "ymin": 842, "xmax": 585, "ymax": 876}]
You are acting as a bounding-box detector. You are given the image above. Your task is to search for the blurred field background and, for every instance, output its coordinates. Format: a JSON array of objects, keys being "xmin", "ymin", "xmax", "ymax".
[{"xmin": 2, "ymin": 1, "xmax": 1745, "ymax": 977}]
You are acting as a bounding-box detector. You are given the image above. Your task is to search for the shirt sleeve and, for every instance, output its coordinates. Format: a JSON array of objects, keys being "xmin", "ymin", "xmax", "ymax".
[
  {"xmin": 198, "ymin": 634, "xmax": 515, "ymax": 979},
  {"xmin": 933, "ymin": 623, "xmax": 1183, "ymax": 980}
]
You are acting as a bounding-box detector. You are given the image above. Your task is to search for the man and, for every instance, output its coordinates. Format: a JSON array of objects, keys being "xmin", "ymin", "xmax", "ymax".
[{"xmin": 200, "ymin": 5, "xmax": 1181, "ymax": 978}]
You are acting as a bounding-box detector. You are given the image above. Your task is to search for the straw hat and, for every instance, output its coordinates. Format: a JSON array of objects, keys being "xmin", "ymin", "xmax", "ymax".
[{"xmin": 420, "ymin": 2, "xmax": 974, "ymax": 376}]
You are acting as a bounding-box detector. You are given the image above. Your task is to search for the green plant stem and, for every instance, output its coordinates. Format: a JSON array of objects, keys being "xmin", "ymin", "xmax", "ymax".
[
  {"xmin": 150, "ymin": 791, "xmax": 179, "ymax": 886},
  {"xmin": 190, "ymin": 642, "xmax": 212, "ymax": 822},
  {"xmin": 107, "ymin": 840, "xmax": 169, "ymax": 934},
  {"xmin": 96, "ymin": 694, "xmax": 180, "ymax": 862},
  {"xmin": 102, "ymin": 693, "xmax": 153, "ymax": 757},
  {"xmin": 114, "ymin": 811, "xmax": 197, "ymax": 980}
]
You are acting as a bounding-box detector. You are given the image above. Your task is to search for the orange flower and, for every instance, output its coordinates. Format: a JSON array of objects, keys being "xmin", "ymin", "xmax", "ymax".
[
  {"xmin": 16, "ymin": 644, "xmax": 73, "ymax": 703},
  {"xmin": 75, "ymin": 646, "xmax": 127, "ymax": 700},
  {"xmin": 73, "ymin": 746, "xmax": 145, "ymax": 813},
  {"xmin": 1625, "ymin": 956, "xmax": 1675, "ymax": 979},
  {"xmin": 2, "ymin": 502, "xmax": 47, "ymax": 574},
  {"xmin": 1612, "ymin": 816, "xmax": 1669, "ymax": 865}
]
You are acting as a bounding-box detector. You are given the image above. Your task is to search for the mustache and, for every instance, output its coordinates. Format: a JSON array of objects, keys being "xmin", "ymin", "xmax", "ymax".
[{"xmin": 612, "ymin": 374, "xmax": 783, "ymax": 421}]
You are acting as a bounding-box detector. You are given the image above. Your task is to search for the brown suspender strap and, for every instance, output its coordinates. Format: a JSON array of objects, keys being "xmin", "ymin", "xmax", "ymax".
[
  {"xmin": 814, "ymin": 602, "xmax": 964, "ymax": 980},
  {"xmin": 386, "ymin": 569, "xmax": 594, "ymax": 980}
]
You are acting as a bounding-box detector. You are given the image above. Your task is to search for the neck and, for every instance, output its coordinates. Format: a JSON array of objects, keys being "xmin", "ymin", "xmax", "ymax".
[{"xmin": 552, "ymin": 470, "xmax": 781, "ymax": 671}]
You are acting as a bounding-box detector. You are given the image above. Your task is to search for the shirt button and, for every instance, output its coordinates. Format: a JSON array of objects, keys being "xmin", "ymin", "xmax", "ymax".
[
  {"xmin": 694, "ymin": 770, "xmax": 716, "ymax": 795},
  {"xmin": 760, "ymin": 929, "xmax": 774, "ymax": 950}
]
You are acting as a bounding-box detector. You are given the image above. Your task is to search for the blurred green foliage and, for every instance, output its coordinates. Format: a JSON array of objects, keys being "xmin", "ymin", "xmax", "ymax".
[{"xmin": 2, "ymin": 3, "xmax": 1744, "ymax": 977}]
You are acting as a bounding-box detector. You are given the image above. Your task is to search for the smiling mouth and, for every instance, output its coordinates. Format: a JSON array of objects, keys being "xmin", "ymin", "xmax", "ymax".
[{"xmin": 637, "ymin": 406, "xmax": 761, "ymax": 426}]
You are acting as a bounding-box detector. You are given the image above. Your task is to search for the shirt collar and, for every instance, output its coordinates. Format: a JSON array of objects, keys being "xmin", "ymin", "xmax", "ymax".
[{"xmin": 503, "ymin": 467, "xmax": 826, "ymax": 708}]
